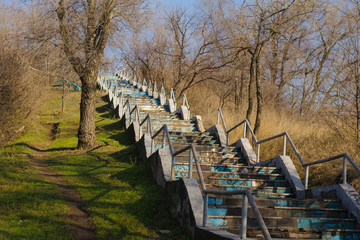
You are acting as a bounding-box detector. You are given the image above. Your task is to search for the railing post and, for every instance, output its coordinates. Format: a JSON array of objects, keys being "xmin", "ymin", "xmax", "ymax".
[
  {"xmin": 203, "ymin": 193, "xmax": 208, "ymax": 227},
  {"xmin": 147, "ymin": 119, "xmax": 151, "ymax": 135},
  {"xmin": 256, "ymin": 144, "xmax": 260, "ymax": 163},
  {"xmin": 127, "ymin": 100, "xmax": 131, "ymax": 122},
  {"xmin": 150, "ymin": 138, "xmax": 153, "ymax": 154},
  {"xmin": 171, "ymin": 155, "xmax": 175, "ymax": 180},
  {"xmin": 188, "ymin": 148, "xmax": 193, "ymax": 178},
  {"xmin": 241, "ymin": 194, "xmax": 248, "ymax": 239},
  {"xmin": 120, "ymin": 92, "xmax": 123, "ymax": 108},
  {"xmin": 243, "ymin": 123, "xmax": 247, "ymax": 138},
  {"xmin": 282, "ymin": 135, "xmax": 286, "ymax": 156},
  {"xmin": 343, "ymin": 156, "xmax": 347, "ymax": 184},
  {"xmin": 162, "ymin": 130, "xmax": 166, "ymax": 148},
  {"xmin": 138, "ymin": 117, "xmax": 141, "ymax": 134},
  {"xmin": 226, "ymin": 133, "xmax": 229, "ymax": 146},
  {"xmin": 304, "ymin": 166, "xmax": 309, "ymax": 190}
]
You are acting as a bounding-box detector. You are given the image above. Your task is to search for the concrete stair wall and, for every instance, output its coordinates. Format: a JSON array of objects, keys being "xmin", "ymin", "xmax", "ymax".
[{"xmin": 99, "ymin": 74, "xmax": 360, "ymax": 240}]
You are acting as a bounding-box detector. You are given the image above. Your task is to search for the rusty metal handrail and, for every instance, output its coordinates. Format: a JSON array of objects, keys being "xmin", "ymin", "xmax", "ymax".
[
  {"xmin": 129, "ymin": 105, "xmax": 141, "ymax": 122},
  {"xmin": 216, "ymin": 108, "xmax": 228, "ymax": 132},
  {"xmin": 140, "ymin": 113, "xmax": 153, "ymax": 137},
  {"xmin": 182, "ymin": 94, "xmax": 190, "ymax": 114},
  {"xmin": 151, "ymin": 124, "xmax": 175, "ymax": 157},
  {"xmin": 170, "ymin": 88, "xmax": 177, "ymax": 109},
  {"xmin": 170, "ymin": 143, "xmax": 271, "ymax": 239},
  {"xmin": 123, "ymin": 99, "xmax": 131, "ymax": 119},
  {"xmin": 216, "ymin": 108, "xmax": 360, "ymax": 190}
]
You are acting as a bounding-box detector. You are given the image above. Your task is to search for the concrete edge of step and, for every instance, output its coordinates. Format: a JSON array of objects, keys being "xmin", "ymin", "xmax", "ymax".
[{"xmin": 195, "ymin": 225, "xmax": 243, "ymax": 240}]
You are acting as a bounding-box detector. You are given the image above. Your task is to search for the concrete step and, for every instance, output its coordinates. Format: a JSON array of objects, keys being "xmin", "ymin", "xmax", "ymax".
[
  {"xmin": 140, "ymin": 116, "xmax": 193, "ymax": 124},
  {"xmin": 208, "ymin": 205, "xmax": 347, "ymax": 218},
  {"xmin": 209, "ymin": 215, "xmax": 357, "ymax": 230},
  {"xmin": 202, "ymin": 171, "xmax": 285, "ymax": 181},
  {"xmin": 223, "ymin": 226, "xmax": 360, "ymax": 239},
  {"xmin": 154, "ymin": 138, "xmax": 218, "ymax": 146},
  {"xmin": 174, "ymin": 156, "xmax": 244, "ymax": 165},
  {"xmin": 146, "ymin": 121, "xmax": 195, "ymax": 128},
  {"xmin": 206, "ymin": 177, "xmax": 290, "ymax": 188},
  {"xmin": 151, "ymin": 126, "xmax": 197, "ymax": 133},
  {"xmin": 175, "ymin": 168, "xmax": 284, "ymax": 181},
  {"xmin": 208, "ymin": 184, "xmax": 292, "ymax": 194},
  {"xmin": 173, "ymin": 156, "xmax": 241, "ymax": 163},
  {"xmin": 209, "ymin": 191, "xmax": 293, "ymax": 199},
  {"xmin": 160, "ymin": 132, "xmax": 216, "ymax": 141},
  {"xmin": 171, "ymin": 143, "xmax": 232, "ymax": 152},
  {"xmin": 174, "ymin": 163, "xmax": 281, "ymax": 174},
  {"xmin": 208, "ymin": 196, "xmax": 342, "ymax": 209},
  {"xmin": 204, "ymin": 164, "xmax": 281, "ymax": 175}
]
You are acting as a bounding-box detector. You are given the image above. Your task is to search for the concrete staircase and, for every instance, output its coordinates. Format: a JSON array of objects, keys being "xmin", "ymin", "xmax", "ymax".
[{"xmin": 100, "ymin": 74, "xmax": 360, "ymax": 239}]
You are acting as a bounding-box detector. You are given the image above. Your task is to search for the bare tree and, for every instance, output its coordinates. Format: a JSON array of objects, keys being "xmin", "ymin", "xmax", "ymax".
[
  {"xmin": 55, "ymin": 0, "xmax": 147, "ymax": 149},
  {"xmin": 157, "ymin": 7, "xmax": 231, "ymax": 97},
  {"xmin": 217, "ymin": 0, "xmax": 311, "ymax": 134}
]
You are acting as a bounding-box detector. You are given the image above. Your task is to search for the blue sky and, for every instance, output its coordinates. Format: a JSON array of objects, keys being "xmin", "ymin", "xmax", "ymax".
[{"xmin": 154, "ymin": 0, "xmax": 197, "ymax": 14}]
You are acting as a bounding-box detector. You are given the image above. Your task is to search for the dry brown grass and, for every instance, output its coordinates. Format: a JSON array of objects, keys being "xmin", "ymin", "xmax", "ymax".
[{"xmin": 185, "ymin": 86, "xmax": 360, "ymax": 192}]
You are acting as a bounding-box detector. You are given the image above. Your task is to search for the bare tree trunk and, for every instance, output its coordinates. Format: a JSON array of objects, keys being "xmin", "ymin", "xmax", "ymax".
[
  {"xmin": 246, "ymin": 55, "xmax": 255, "ymax": 121},
  {"xmin": 239, "ymin": 70, "xmax": 245, "ymax": 108},
  {"xmin": 77, "ymin": 71, "xmax": 97, "ymax": 149},
  {"xmin": 356, "ymin": 71, "xmax": 360, "ymax": 147},
  {"xmin": 62, "ymin": 79, "xmax": 65, "ymax": 112},
  {"xmin": 254, "ymin": 54, "xmax": 263, "ymax": 135}
]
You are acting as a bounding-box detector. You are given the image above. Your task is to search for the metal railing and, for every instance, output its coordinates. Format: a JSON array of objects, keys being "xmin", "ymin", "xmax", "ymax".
[
  {"xmin": 117, "ymin": 92, "xmax": 124, "ymax": 109},
  {"xmin": 139, "ymin": 113, "xmax": 154, "ymax": 137},
  {"xmin": 122, "ymin": 102, "xmax": 271, "ymax": 239},
  {"xmin": 122, "ymin": 99, "xmax": 141, "ymax": 123},
  {"xmin": 160, "ymin": 83, "xmax": 165, "ymax": 95},
  {"xmin": 170, "ymin": 88, "xmax": 177, "ymax": 109},
  {"xmin": 216, "ymin": 108, "xmax": 360, "ymax": 190},
  {"xmin": 154, "ymin": 81, "xmax": 157, "ymax": 93},
  {"xmin": 103, "ymin": 74, "xmax": 271, "ymax": 239},
  {"xmin": 167, "ymin": 142, "xmax": 271, "ymax": 239},
  {"xmin": 148, "ymin": 80, "xmax": 153, "ymax": 96},
  {"xmin": 182, "ymin": 94, "xmax": 190, "ymax": 115}
]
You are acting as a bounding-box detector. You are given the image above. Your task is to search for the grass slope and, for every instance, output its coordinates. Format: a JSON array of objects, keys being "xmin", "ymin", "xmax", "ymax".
[{"xmin": 0, "ymin": 90, "xmax": 189, "ymax": 240}]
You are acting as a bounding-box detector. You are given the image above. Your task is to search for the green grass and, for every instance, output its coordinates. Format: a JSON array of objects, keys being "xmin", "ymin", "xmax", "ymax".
[
  {"xmin": 0, "ymin": 155, "xmax": 70, "ymax": 240},
  {"xmin": 0, "ymin": 90, "xmax": 189, "ymax": 240}
]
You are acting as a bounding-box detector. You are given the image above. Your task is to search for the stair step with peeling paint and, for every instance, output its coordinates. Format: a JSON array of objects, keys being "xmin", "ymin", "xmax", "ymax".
[
  {"xmin": 175, "ymin": 167, "xmax": 283, "ymax": 180},
  {"xmin": 174, "ymin": 156, "xmax": 244, "ymax": 165},
  {"xmin": 209, "ymin": 215, "xmax": 357, "ymax": 230},
  {"xmin": 207, "ymin": 184, "xmax": 292, "ymax": 194},
  {"xmin": 207, "ymin": 205, "xmax": 347, "ymax": 218},
  {"xmin": 207, "ymin": 196, "xmax": 342, "ymax": 209},
  {"xmin": 153, "ymin": 138, "xmax": 218, "ymax": 146},
  {"xmin": 223, "ymin": 226, "xmax": 360, "ymax": 239},
  {"xmin": 202, "ymin": 171, "xmax": 285, "ymax": 180},
  {"xmin": 206, "ymin": 177, "xmax": 290, "ymax": 188},
  {"xmin": 174, "ymin": 162, "xmax": 281, "ymax": 174}
]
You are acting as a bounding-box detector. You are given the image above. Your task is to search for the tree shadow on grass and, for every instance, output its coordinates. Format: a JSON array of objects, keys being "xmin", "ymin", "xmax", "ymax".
[
  {"xmin": 96, "ymin": 102, "xmax": 111, "ymax": 114},
  {"xmin": 18, "ymin": 138, "xmax": 190, "ymax": 240},
  {"xmin": 101, "ymin": 121, "xmax": 123, "ymax": 131},
  {"xmin": 100, "ymin": 95, "xmax": 109, "ymax": 103},
  {"xmin": 0, "ymin": 163, "xmax": 71, "ymax": 239},
  {"xmin": 11, "ymin": 142, "xmax": 76, "ymax": 152}
]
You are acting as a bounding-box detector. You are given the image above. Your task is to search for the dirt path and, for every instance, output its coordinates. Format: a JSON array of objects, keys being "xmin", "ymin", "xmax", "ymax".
[{"xmin": 28, "ymin": 124, "xmax": 96, "ymax": 240}]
